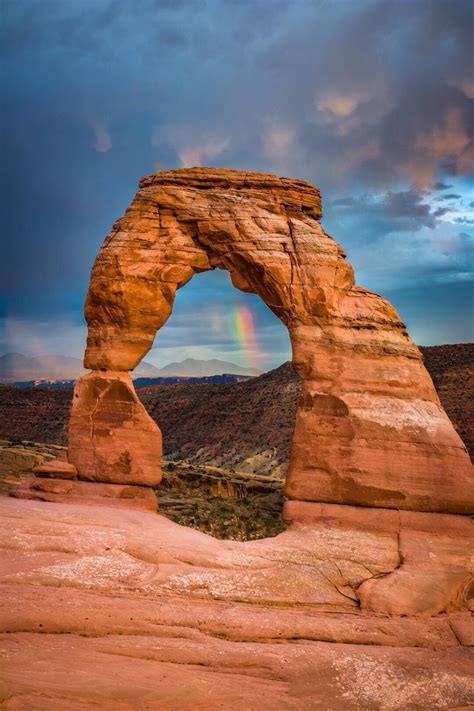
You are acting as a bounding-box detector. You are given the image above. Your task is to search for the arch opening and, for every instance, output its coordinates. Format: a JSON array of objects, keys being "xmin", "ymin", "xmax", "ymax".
[{"xmin": 136, "ymin": 268, "xmax": 295, "ymax": 540}]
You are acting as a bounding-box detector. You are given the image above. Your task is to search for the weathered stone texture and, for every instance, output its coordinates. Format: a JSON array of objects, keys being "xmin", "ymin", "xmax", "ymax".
[
  {"xmin": 68, "ymin": 371, "xmax": 162, "ymax": 486},
  {"xmin": 1, "ymin": 498, "xmax": 473, "ymax": 709}
]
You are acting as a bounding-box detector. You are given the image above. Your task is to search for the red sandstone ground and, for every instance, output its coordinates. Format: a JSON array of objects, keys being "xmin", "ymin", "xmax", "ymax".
[
  {"xmin": 1, "ymin": 497, "xmax": 473, "ymax": 710},
  {"xmin": 0, "ymin": 344, "xmax": 472, "ymax": 466}
]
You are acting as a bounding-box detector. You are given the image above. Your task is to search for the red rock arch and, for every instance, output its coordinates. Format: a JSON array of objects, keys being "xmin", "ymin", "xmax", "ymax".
[{"xmin": 67, "ymin": 168, "xmax": 472, "ymax": 515}]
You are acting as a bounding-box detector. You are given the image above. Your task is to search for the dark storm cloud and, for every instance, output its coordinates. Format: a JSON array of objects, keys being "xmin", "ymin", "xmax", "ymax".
[
  {"xmin": 330, "ymin": 190, "xmax": 450, "ymax": 235},
  {"xmin": 1, "ymin": 0, "xmax": 473, "ymax": 360},
  {"xmin": 384, "ymin": 282, "xmax": 474, "ymax": 346}
]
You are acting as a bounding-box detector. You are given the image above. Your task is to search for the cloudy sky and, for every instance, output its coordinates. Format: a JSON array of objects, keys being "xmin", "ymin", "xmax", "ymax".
[{"xmin": 1, "ymin": 0, "xmax": 473, "ymax": 371}]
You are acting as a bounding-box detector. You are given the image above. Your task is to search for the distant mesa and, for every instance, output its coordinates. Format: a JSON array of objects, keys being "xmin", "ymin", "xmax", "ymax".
[{"xmin": 0, "ymin": 353, "xmax": 261, "ymax": 386}]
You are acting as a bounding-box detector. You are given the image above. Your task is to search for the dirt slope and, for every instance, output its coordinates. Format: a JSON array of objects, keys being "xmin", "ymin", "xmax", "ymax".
[
  {"xmin": 140, "ymin": 361, "xmax": 300, "ymax": 476},
  {"xmin": 421, "ymin": 344, "xmax": 473, "ymax": 458}
]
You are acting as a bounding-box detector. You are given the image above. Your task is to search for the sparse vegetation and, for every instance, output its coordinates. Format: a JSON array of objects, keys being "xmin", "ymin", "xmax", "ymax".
[{"xmin": 158, "ymin": 460, "xmax": 285, "ymax": 540}]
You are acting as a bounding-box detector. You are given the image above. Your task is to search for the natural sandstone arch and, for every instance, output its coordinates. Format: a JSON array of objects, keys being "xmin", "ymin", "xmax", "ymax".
[{"xmin": 67, "ymin": 168, "xmax": 472, "ymax": 515}]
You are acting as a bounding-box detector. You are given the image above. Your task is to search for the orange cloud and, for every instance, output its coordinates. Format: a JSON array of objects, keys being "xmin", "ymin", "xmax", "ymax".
[
  {"xmin": 179, "ymin": 138, "xmax": 229, "ymax": 168},
  {"xmin": 403, "ymin": 108, "xmax": 472, "ymax": 187},
  {"xmin": 92, "ymin": 120, "xmax": 111, "ymax": 153},
  {"xmin": 317, "ymin": 93, "xmax": 360, "ymax": 118}
]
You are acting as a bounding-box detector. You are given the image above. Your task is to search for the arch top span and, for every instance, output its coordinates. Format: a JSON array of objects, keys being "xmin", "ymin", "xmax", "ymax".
[
  {"xmin": 139, "ymin": 167, "xmax": 323, "ymax": 219},
  {"xmin": 66, "ymin": 167, "xmax": 472, "ymax": 515},
  {"xmin": 84, "ymin": 168, "xmax": 328, "ymax": 372}
]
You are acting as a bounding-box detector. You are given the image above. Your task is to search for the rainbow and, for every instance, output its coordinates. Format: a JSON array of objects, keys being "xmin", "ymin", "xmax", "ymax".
[{"xmin": 231, "ymin": 305, "xmax": 260, "ymax": 370}]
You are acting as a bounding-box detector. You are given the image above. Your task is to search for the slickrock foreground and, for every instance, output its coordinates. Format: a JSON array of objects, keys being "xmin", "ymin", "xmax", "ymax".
[
  {"xmin": 1, "ymin": 497, "xmax": 473, "ymax": 710},
  {"xmin": 6, "ymin": 168, "xmax": 473, "ymax": 708}
]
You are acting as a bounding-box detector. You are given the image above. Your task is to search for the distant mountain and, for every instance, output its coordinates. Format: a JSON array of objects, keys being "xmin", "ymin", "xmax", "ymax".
[
  {"xmin": 0, "ymin": 353, "xmax": 162, "ymax": 383},
  {"xmin": 0, "ymin": 353, "xmax": 261, "ymax": 383},
  {"xmin": 158, "ymin": 358, "xmax": 262, "ymax": 377},
  {"xmin": 0, "ymin": 353, "xmax": 85, "ymax": 382},
  {"xmin": 132, "ymin": 361, "xmax": 163, "ymax": 378}
]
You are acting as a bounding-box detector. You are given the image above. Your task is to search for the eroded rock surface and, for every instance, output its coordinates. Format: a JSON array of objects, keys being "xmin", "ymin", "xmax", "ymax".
[
  {"xmin": 0, "ymin": 498, "xmax": 473, "ymax": 710},
  {"xmin": 69, "ymin": 371, "xmax": 162, "ymax": 486}
]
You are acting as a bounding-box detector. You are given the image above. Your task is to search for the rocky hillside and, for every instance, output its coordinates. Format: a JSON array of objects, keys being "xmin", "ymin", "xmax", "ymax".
[
  {"xmin": 0, "ymin": 385, "xmax": 71, "ymax": 445},
  {"xmin": 140, "ymin": 361, "xmax": 300, "ymax": 476},
  {"xmin": 420, "ymin": 344, "xmax": 473, "ymax": 458},
  {"xmin": 0, "ymin": 344, "xmax": 472, "ymax": 470}
]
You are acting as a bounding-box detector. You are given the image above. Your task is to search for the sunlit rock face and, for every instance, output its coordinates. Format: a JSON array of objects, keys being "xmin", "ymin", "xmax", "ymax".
[
  {"xmin": 67, "ymin": 167, "xmax": 472, "ymax": 512},
  {"xmin": 68, "ymin": 371, "xmax": 162, "ymax": 487}
]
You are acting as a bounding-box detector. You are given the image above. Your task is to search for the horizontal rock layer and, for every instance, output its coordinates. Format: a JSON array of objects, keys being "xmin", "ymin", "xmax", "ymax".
[{"xmin": 12, "ymin": 476, "xmax": 157, "ymax": 510}]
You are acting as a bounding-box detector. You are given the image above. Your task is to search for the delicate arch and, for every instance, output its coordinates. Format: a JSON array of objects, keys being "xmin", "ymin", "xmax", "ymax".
[{"xmin": 67, "ymin": 168, "xmax": 472, "ymax": 515}]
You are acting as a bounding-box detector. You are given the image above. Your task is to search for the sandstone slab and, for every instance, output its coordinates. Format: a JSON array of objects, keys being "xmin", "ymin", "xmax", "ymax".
[
  {"xmin": 33, "ymin": 458, "xmax": 78, "ymax": 479},
  {"xmin": 0, "ymin": 497, "xmax": 473, "ymax": 710},
  {"xmin": 11, "ymin": 476, "xmax": 157, "ymax": 510},
  {"xmin": 0, "ymin": 498, "xmax": 471, "ymax": 618}
]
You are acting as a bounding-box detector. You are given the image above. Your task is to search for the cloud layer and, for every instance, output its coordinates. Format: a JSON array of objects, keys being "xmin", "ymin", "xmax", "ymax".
[{"xmin": 1, "ymin": 0, "xmax": 473, "ymax": 362}]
